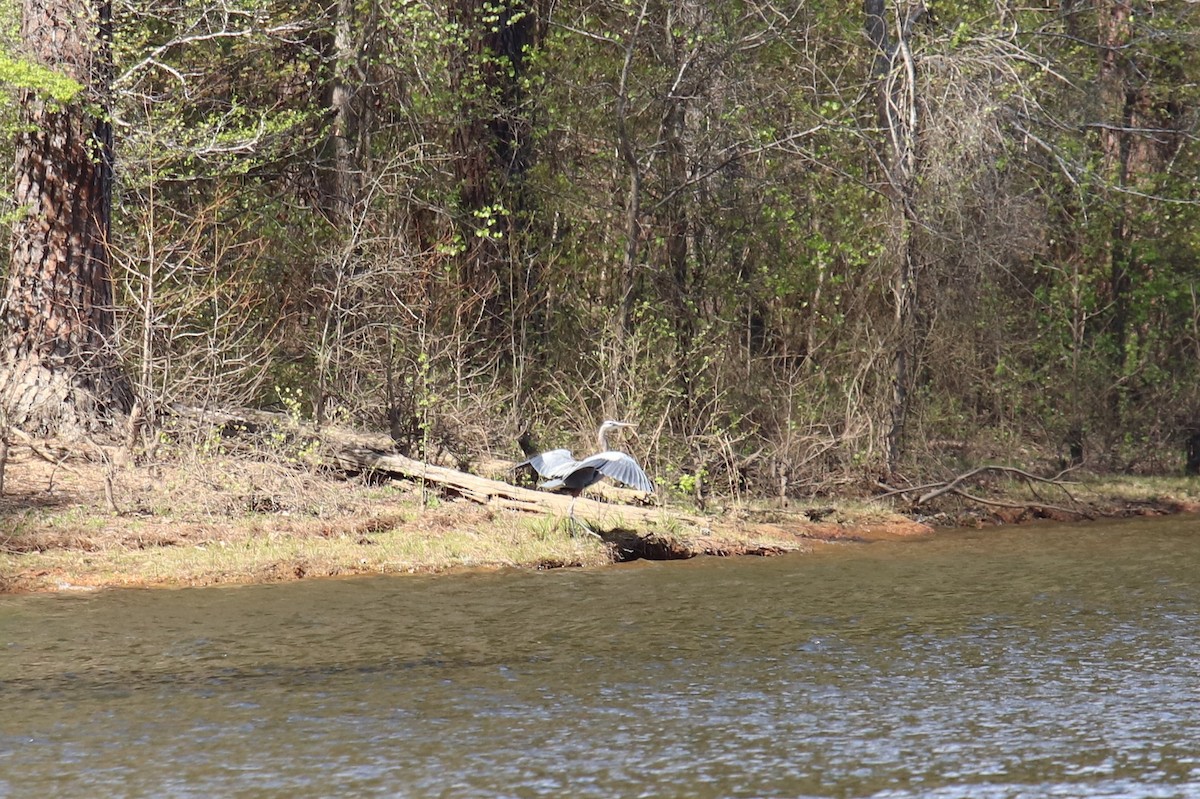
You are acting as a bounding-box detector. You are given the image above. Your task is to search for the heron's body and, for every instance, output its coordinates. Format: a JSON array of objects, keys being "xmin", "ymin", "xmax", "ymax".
[{"xmin": 517, "ymin": 421, "xmax": 654, "ymax": 533}]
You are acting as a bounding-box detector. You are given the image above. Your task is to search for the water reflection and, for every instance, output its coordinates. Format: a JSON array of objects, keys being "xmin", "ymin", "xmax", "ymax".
[{"xmin": 1, "ymin": 515, "xmax": 1199, "ymax": 797}]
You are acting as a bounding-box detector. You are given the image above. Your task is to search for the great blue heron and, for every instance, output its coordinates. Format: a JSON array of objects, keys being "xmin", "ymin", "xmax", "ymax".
[{"xmin": 517, "ymin": 420, "xmax": 654, "ymax": 534}]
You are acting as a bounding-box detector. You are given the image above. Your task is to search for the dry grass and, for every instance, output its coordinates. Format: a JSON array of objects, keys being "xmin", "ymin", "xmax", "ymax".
[
  {"xmin": 935, "ymin": 473, "xmax": 1200, "ymax": 516},
  {"xmin": 0, "ymin": 446, "xmax": 618, "ymax": 592},
  {"xmin": 1067, "ymin": 475, "xmax": 1200, "ymax": 511},
  {"xmin": 6, "ymin": 441, "xmax": 1195, "ymax": 594},
  {"xmin": 5, "ymin": 516, "xmax": 613, "ymax": 592}
]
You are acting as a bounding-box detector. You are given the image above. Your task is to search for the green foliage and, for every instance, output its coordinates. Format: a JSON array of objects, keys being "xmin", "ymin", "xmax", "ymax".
[
  {"xmin": 675, "ymin": 468, "xmax": 706, "ymax": 496},
  {"xmin": 41, "ymin": 0, "xmax": 1194, "ymax": 493},
  {"xmin": 0, "ymin": 52, "xmax": 82, "ymax": 105}
]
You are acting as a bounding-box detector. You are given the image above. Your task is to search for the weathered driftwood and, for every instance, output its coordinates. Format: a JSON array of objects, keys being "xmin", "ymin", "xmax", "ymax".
[
  {"xmin": 333, "ymin": 446, "xmax": 692, "ymax": 529},
  {"xmin": 168, "ymin": 405, "xmax": 691, "ymax": 531}
]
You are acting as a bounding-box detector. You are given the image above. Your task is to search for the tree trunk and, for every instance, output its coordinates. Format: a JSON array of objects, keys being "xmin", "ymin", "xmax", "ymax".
[
  {"xmin": 1095, "ymin": 0, "xmax": 1135, "ymax": 418},
  {"xmin": 865, "ymin": 0, "xmax": 925, "ymax": 476},
  {"xmin": 615, "ymin": 1, "xmax": 650, "ymax": 336},
  {"xmin": 326, "ymin": 0, "xmax": 372, "ymax": 227},
  {"xmin": 447, "ymin": 0, "xmax": 543, "ymax": 337},
  {"xmin": 1089, "ymin": 1, "xmax": 1185, "ymax": 440},
  {"xmin": 659, "ymin": 13, "xmax": 691, "ymax": 335},
  {"xmin": 1, "ymin": 0, "xmax": 132, "ymax": 436}
]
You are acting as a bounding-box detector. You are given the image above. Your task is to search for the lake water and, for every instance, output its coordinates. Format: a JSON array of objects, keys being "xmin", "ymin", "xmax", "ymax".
[{"xmin": 1, "ymin": 515, "xmax": 1199, "ymax": 798}]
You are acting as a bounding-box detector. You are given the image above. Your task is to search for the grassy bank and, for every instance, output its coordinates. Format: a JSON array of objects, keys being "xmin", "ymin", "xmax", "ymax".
[
  {"xmin": 0, "ymin": 445, "xmax": 818, "ymax": 593},
  {"xmin": 2, "ymin": 443, "xmax": 1198, "ymax": 594}
]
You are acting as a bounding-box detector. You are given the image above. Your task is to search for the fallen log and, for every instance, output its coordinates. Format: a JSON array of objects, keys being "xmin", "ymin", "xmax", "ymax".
[
  {"xmin": 332, "ymin": 446, "xmax": 700, "ymax": 530},
  {"xmin": 169, "ymin": 405, "xmax": 703, "ymax": 533}
]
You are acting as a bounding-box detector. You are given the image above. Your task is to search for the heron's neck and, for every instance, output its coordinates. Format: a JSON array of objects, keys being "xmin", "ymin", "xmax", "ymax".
[{"xmin": 597, "ymin": 429, "xmax": 610, "ymax": 451}]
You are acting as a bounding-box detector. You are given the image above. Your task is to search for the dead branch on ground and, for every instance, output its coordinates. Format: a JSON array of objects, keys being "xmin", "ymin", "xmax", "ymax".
[{"xmin": 876, "ymin": 465, "xmax": 1091, "ymax": 518}]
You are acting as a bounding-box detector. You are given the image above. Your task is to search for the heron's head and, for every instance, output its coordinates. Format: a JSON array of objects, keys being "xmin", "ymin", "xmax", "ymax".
[{"xmin": 597, "ymin": 420, "xmax": 636, "ymax": 449}]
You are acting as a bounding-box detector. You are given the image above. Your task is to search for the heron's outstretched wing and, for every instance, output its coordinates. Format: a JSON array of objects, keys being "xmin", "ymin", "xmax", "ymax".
[
  {"xmin": 518, "ymin": 448, "xmax": 577, "ymax": 479},
  {"xmin": 576, "ymin": 451, "xmax": 654, "ymax": 493}
]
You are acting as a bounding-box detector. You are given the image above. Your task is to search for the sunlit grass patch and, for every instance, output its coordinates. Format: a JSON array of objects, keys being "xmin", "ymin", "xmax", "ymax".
[
  {"xmin": 4, "ymin": 436, "xmax": 1197, "ymax": 595},
  {"xmin": 1072, "ymin": 475, "xmax": 1200, "ymax": 506},
  {"xmin": 0, "ymin": 509, "xmax": 613, "ymax": 592}
]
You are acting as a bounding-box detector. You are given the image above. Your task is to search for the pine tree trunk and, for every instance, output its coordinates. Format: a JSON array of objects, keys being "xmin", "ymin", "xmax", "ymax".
[{"xmin": 1, "ymin": 0, "xmax": 132, "ymax": 436}]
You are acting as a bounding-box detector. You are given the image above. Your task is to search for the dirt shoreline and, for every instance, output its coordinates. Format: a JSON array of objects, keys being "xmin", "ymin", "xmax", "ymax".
[{"xmin": 2, "ymin": 447, "xmax": 1198, "ymax": 594}]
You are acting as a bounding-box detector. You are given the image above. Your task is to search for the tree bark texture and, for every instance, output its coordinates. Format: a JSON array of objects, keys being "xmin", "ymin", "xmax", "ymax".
[
  {"xmin": 2, "ymin": 0, "xmax": 132, "ymax": 435},
  {"xmin": 865, "ymin": 0, "xmax": 924, "ymax": 475},
  {"xmin": 323, "ymin": 0, "xmax": 375, "ymax": 227},
  {"xmin": 1095, "ymin": 0, "xmax": 1135, "ymax": 388}
]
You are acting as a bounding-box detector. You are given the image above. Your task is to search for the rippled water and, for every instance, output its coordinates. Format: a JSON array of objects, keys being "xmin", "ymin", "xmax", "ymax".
[{"xmin": 2, "ymin": 515, "xmax": 1199, "ymax": 798}]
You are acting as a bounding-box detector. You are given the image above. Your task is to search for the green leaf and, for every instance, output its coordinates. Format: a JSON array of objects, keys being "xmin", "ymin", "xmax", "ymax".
[{"xmin": 0, "ymin": 52, "xmax": 83, "ymax": 105}]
